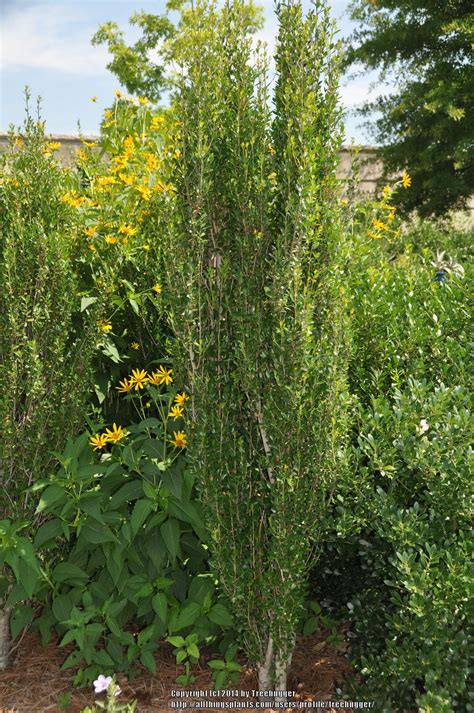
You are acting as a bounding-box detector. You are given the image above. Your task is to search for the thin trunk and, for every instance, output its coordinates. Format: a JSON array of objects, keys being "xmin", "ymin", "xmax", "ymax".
[
  {"xmin": 258, "ymin": 634, "xmax": 274, "ymax": 694},
  {"xmin": 0, "ymin": 608, "xmax": 11, "ymax": 671}
]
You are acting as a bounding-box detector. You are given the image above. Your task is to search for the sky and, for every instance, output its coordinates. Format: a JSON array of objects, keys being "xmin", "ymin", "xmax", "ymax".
[{"xmin": 0, "ymin": 0, "xmax": 385, "ymax": 143}]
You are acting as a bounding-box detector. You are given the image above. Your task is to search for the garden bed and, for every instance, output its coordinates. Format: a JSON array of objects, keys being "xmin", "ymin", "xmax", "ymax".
[{"xmin": 0, "ymin": 627, "xmax": 351, "ymax": 712}]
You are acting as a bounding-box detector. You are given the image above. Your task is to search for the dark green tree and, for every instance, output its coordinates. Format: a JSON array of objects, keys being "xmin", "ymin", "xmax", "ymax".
[{"xmin": 346, "ymin": 1, "xmax": 474, "ymax": 216}]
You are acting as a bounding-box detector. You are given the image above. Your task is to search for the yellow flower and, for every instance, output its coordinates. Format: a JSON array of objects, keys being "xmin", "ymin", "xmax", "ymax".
[
  {"xmin": 118, "ymin": 224, "xmax": 137, "ymax": 236},
  {"xmin": 89, "ymin": 433, "xmax": 108, "ymax": 451},
  {"xmin": 267, "ymin": 172, "xmax": 277, "ymax": 181},
  {"xmin": 123, "ymin": 136, "xmax": 135, "ymax": 155},
  {"xmin": 14, "ymin": 136, "xmax": 24, "ymax": 148},
  {"xmin": 152, "ymin": 284, "xmax": 162, "ymax": 294},
  {"xmin": 97, "ymin": 320, "xmax": 113, "ymax": 333},
  {"xmin": 119, "ymin": 172, "xmax": 135, "ymax": 185},
  {"xmin": 170, "ymin": 431, "xmax": 187, "ymax": 448},
  {"xmin": 84, "ymin": 225, "xmax": 98, "ymax": 237},
  {"xmin": 104, "ymin": 423, "xmax": 126, "ymax": 443},
  {"xmin": 168, "ymin": 405, "xmax": 184, "ymax": 420},
  {"xmin": 155, "ymin": 365, "xmax": 173, "ymax": 385},
  {"xmin": 382, "ymin": 185, "xmax": 392, "ymax": 198},
  {"xmin": 96, "ymin": 176, "xmax": 117, "ymax": 187},
  {"xmin": 82, "ymin": 140, "xmax": 98, "ymax": 148},
  {"xmin": 116, "ymin": 378, "xmax": 133, "ymax": 393},
  {"xmin": 267, "ymin": 144, "xmax": 276, "ymax": 155},
  {"xmin": 114, "ymin": 89, "xmax": 124, "ymax": 99},
  {"xmin": 401, "ymin": 171, "xmax": 411, "ymax": 189},
  {"xmin": 174, "ymin": 392, "xmax": 189, "ymax": 406},
  {"xmin": 138, "ymin": 96, "xmax": 150, "ymax": 106},
  {"xmin": 90, "ymin": 96, "xmax": 98, "ymax": 103},
  {"xmin": 137, "ymin": 184, "xmax": 152, "ymax": 201},
  {"xmin": 88, "ymin": 243, "xmax": 97, "ymax": 253},
  {"xmin": 150, "ymin": 116, "xmax": 164, "ymax": 130},
  {"xmin": 145, "ymin": 152, "xmax": 158, "ymax": 170},
  {"xmin": 387, "ymin": 212, "xmax": 396, "ymax": 223},
  {"xmin": 104, "ymin": 235, "xmax": 118, "ymax": 244},
  {"xmin": 46, "ymin": 141, "xmax": 61, "ymax": 151},
  {"xmin": 129, "ymin": 368, "xmax": 149, "ymax": 390},
  {"xmin": 104, "ymin": 109, "xmax": 113, "ymax": 119},
  {"xmin": 131, "ymin": 342, "xmax": 140, "ymax": 350},
  {"xmin": 372, "ymin": 218, "xmax": 388, "ymax": 232},
  {"xmin": 367, "ymin": 230, "xmax": 381, "ymax": 240}
]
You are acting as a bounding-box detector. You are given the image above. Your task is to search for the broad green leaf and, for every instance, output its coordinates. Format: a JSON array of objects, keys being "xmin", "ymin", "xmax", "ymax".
[
  {"xmin": 174, "ymin": 602, "xmax": 202, "ymax": 632},
  {"xmin": 52, "ymin": 562, "xmax": 89, "ymax": 584},
  {"xmin": 10, "ymin": 604, "xmax": 33, "ymax": 639},
  {"xmin": 160, "ymin": 518, "xmax": 181, "ymax": 561},
  {"xmin": 34, "ymin": 519, "xmax": 63, "ymax": 548},
  {"xmin": 140, "ymin": 650, "xmax": 156, "ymax": 673},
  {"xmin": 152, "ymin": 592, "xmax": 168, "ymax": 622},
  {"xmin": 208, "ymin": 603, "xmax": 233, "ymax": 627},
  {"xmin": 80, "ymin": 296, "xmax": 98, "ymax": 312},
  {"xmin": 131, "ymin": 498, "xmax": 155, "ymax": 536},
  {"xmin": 36, "ymin": 484, "xmax": 65, "ymax": 513},
  {"xmin": 79, "ymin": 518, "xmax": 116, "ymax": 544}
]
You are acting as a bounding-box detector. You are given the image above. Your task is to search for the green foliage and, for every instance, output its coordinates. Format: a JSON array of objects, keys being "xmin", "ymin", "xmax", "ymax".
[
  {"xmin": 315, "ymin": 221, "xmax": 473, "ymax": 711},
  {"xmin": 208, "ymin": 645, "xmax": 242, "ymax": 690},
  {"xmin": 346, "ymin": 1, "xmax": 474, "ymax": 216},
  {"xmin": 0, "ymin": 100, "xmax": 98, "ymax": 517},
  {"xmin": 30, "ymin": 380, "xmax": 235, "ymax": 685},
  {"xmin": 165, "ymin": 0, "xmax": 349, "ymax": 688},
  {"xmin": 91, "ymin": 12, "xmax": 175, "ymax": 102}
]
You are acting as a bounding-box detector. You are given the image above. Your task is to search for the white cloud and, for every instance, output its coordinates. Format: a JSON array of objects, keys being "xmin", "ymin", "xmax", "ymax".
[
  {"xmin": 339, "ymin": 78, "xmax": 386, "ymax": 108},
  {"xmin": 0, "ymin": 3, "xmax": 109, "ymax": 75}
]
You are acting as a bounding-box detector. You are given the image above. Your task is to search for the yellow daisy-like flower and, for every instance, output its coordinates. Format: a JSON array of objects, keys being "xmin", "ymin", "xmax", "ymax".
[
  {"xmin": 152, "ymin": 284, "xmax": 162, "ymax": 294},
  {"xmin": 46, "ymin": 141, "xmax": 61, "ymax": 152},
  {"xmin": 170, "ymin": 431, "xmax": 187, "ymax": 448},
  {"xmin": 104, "ymin": 109, "xmax": 113, "ymax": 119},
  {"xmin": 89, "ymin": 432, "xmax": 108, "ymax": 451},
  {"xmin": 84, "ymin": 226, "xmax": 98, "ymax": 237},
  {"xmin": 382, "ymin": 185, "xmax": 392, "ymax": 199},
  {"xmin": 145, "ymin": 153, "xmax": 158, "ymax": 170},
  {"xmin": 118, "ymin": 172, "xmax": 135, "ymax": 185},
  {"xmin": 88, "ymin": 244, "xmax": 97, "ymax": 253},
  {"xmin": 137, "ymin": 185, "xmax": 152, "ymax": 201},
  {"xmin": 123, "ymin": 136, "xmax": 135, "ymax": 155},
  {"xmin": 174, "ymin": 392, "xmax": 189, "ymax": 406},
  {"xmin": 138, "ymin": 96, "xmax": 150, "ymax": 106},
  {"xmin": 150, "ymin": 116, "xmax": 164, "ymax": 130},
  {"xmin": 367, "ymin": 230, "xmax": 381, "ymax": 240},
  {"xmin": 401, "ymin": 171, "xmax": 411, "ymax": 189},
  {"xmin": 104, "ymin": 235, "xmax": 118, "ymax": 245},
  {"xmin": 96, "ymin": 176, "xmax": 117, "ymax": 187},
  {"xmin": 104, "ymin": 423, "xmax": 126, "ymax": 443},
  {"xmin": 118, "ymin": 224, "xmax": 137, "ymax": 236},
  {"xmin": 372, "ymin": 218, "xmax": 388, "ymax": 232},
  {"xmin": 14, "ymin": 136, "xmax": 24, "ymax": 148},
  {"xmin": 114, "ymin": 89, "xmax": 124, "ymax": 99},
  {"xmin": 131, "ymin": 342, "xmax": 140, "ymax": 350},
  {"xmin": 129, "ymin": 368, "xmax": 149, "ymax": 390},
  {"xmin": 116, "ymin": 378, "xmax": 133, "ymax": 393},
  {"xmin": 97, "ymin": 320, "xmax": 113, "ymax": 333},
  {"xmin": 155, "ymin": 365, "xmax": 173, "ymax": 385},
  {"xmin": 82, "ymin": 140, "xmax": 98, "ymax": 148},
  {"xmin": 168, "ymin": 405, "xmax": 184, "ymax": 420}
]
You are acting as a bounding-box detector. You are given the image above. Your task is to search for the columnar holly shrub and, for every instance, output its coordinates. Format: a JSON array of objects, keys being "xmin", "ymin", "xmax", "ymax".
[
  {"xmin": 0, "ymin": 107, "xmax": 98, "ymax": 519},
  {"xmin": 165, "ymin": 0, "xmax": 350, "ymax": 694}
]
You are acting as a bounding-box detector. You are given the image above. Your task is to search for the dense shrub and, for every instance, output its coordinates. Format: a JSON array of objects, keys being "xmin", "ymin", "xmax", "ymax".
[{"xmin": 315, "ymin": 219, "xmax": 473, "ymax": 711}]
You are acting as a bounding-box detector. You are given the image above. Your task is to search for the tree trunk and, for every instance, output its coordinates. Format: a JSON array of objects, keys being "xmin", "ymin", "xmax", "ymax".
[
  {"xmin": 0, "ymin": 608, "xmax": 11, "ymax": 671},
  {"xmin": 258, "ymin": 633, "xmax": 296, "ymax": 707}
]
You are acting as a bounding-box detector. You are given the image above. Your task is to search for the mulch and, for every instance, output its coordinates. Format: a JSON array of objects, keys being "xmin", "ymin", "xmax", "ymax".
[{"xmin": 0, "ymin": 626, "xmax": 352, "ymax": 713}]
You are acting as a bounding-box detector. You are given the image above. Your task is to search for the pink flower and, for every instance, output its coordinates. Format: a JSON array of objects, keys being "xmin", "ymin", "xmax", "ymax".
[{"xmin": 93, "ymin": 675, "xmax": 113, "ymax": 693}]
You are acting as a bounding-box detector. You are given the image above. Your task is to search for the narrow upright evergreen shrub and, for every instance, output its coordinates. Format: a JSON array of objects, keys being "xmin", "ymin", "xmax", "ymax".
[
  {"xmin": 0, "ymin": 113, "xmax": 96, "ymax": 517},
  {"xmin": 166, "ymin": 0, "xmax": 349, "ymax": 693}
]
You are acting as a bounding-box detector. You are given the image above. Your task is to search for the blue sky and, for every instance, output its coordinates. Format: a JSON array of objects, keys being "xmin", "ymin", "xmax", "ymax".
[{"xmin": 0, "ymin": 0, "xmax": 384, "ymax": 143}]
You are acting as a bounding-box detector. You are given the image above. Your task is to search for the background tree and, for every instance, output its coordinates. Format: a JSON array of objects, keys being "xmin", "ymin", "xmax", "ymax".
[
  {"xmin": 165, "ymin": 0, "xmax": 350, "ymax": 696},
  {"xmin": 346, "ymin": 0, "xmax": 474, "ymax": 216}
]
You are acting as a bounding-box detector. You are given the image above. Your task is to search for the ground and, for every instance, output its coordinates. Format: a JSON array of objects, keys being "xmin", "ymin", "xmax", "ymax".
[{"xmin": 0, "ymin": 627, "xmax": 351, "ymax": 712}]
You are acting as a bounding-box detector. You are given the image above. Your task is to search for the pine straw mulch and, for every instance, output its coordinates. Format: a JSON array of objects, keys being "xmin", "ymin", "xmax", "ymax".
[{"xmin": 0, "ymin": 625, "xmax": 352, "ymax": 713}]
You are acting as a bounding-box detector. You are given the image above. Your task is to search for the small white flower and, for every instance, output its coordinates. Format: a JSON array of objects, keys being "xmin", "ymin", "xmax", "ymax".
[
  {"xmin": 416, "ymin": 419, "xmax": 429, "ymax": 435},
  {"xmin": 93, "ymin": 675, "xmax": 113, "ymax": 693}
]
